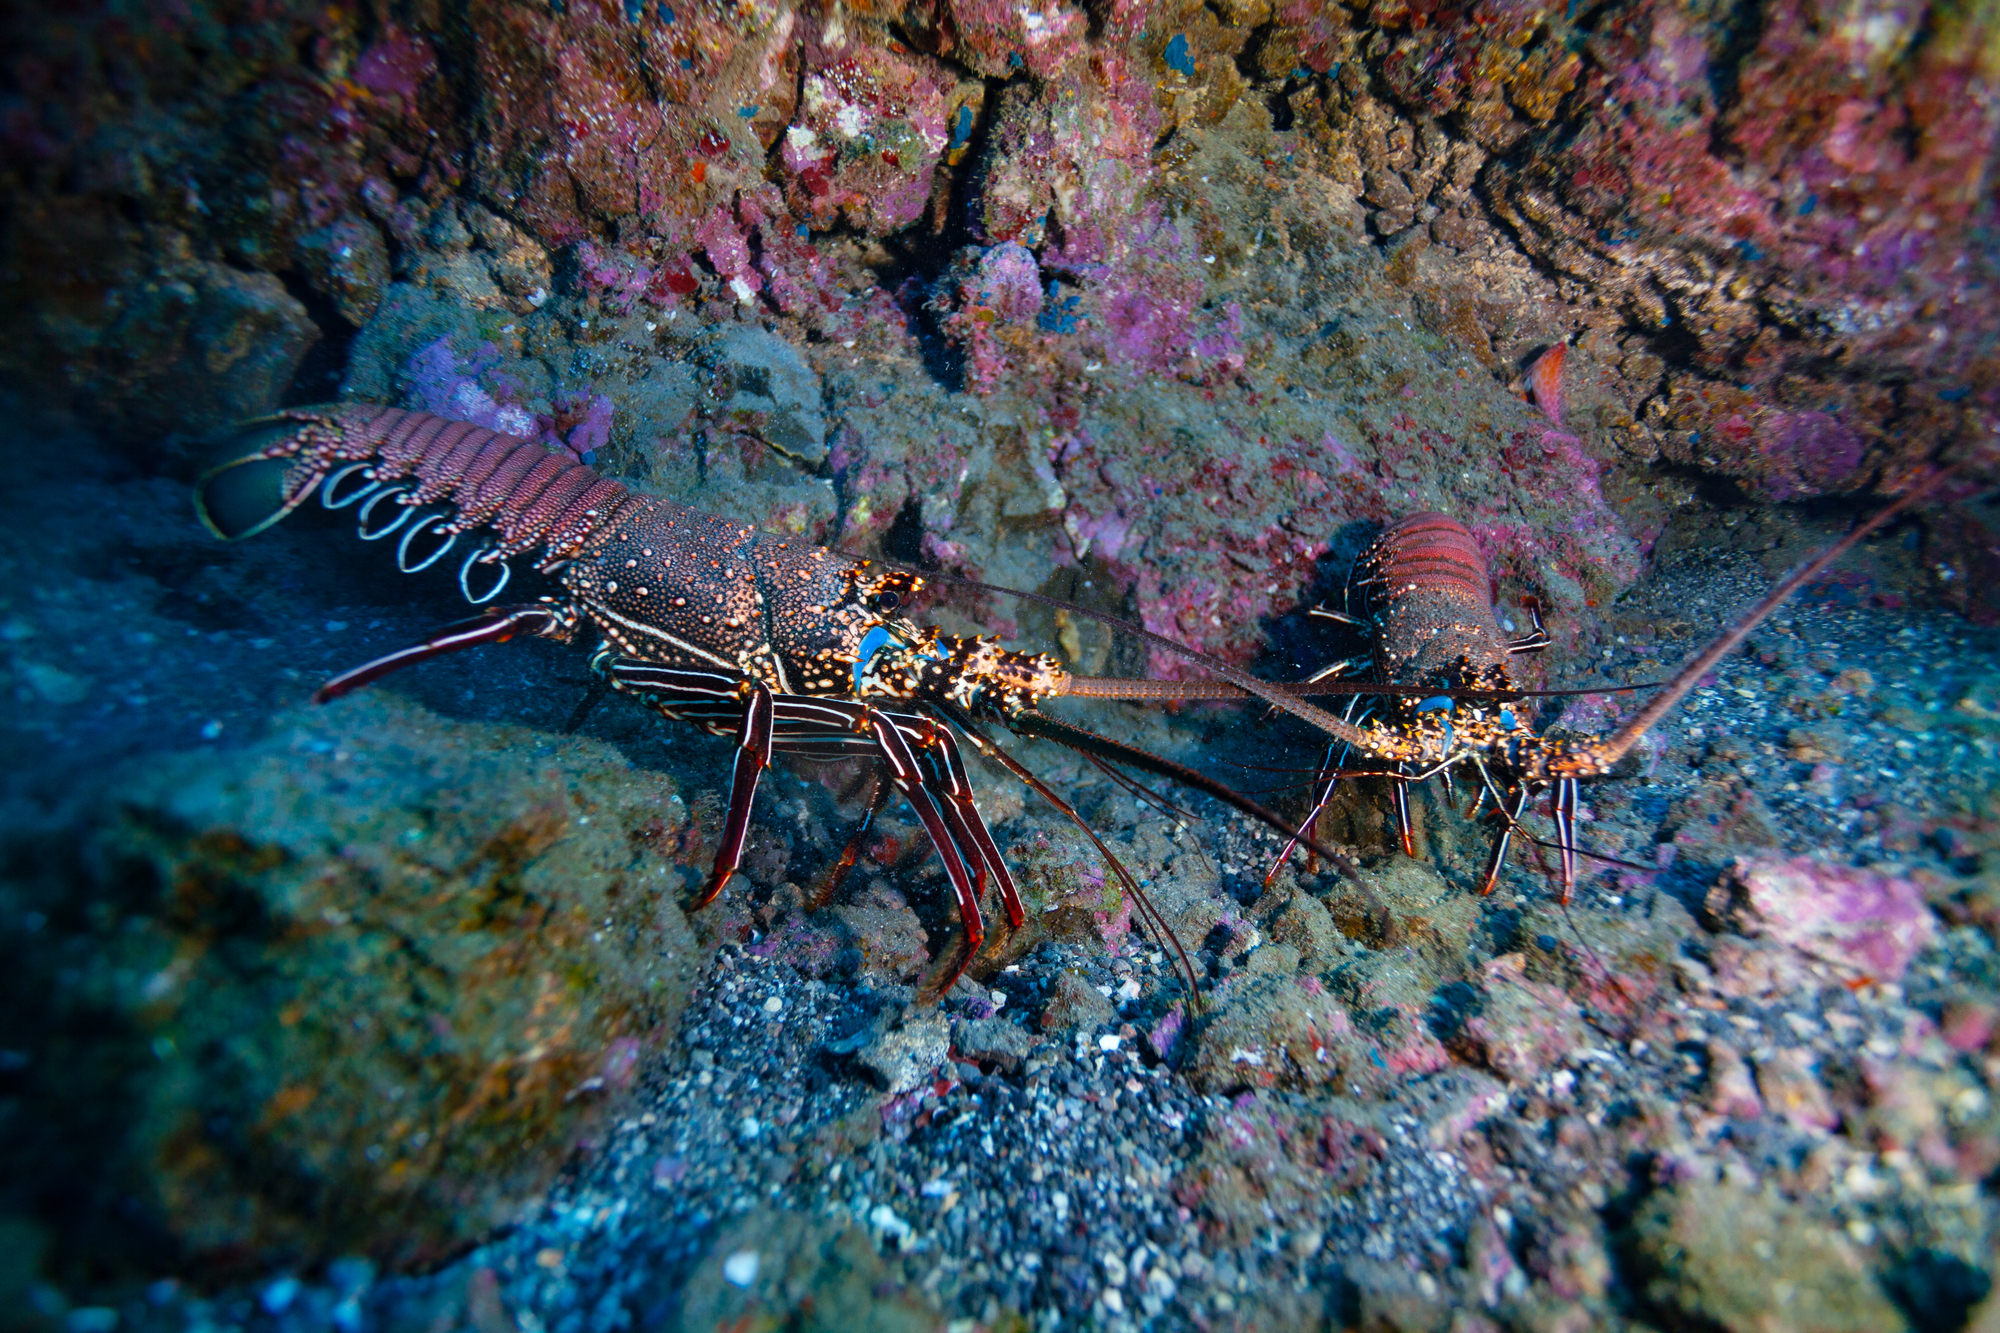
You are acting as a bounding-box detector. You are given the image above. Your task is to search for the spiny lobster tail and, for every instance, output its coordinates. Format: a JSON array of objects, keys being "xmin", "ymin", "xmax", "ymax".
[
  {"xmin": 199, "ymin": 404, "xmax": 643, "ymax": 575},
  {"xmin": 1359, "ymin": 513, "xmax": 1514, "ymax": 691}
]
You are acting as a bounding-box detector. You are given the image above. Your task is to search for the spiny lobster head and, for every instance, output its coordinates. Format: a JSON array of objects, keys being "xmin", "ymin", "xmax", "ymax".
[
  {"xmin": 1368, "ymin": 685, "xmax": 1540, "ymax": 769},
  {"xmin": 856, "ymin": 625, "xmax": 1069, "ymax": 717}
]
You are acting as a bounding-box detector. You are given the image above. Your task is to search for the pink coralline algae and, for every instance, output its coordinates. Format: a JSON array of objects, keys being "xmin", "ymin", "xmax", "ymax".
[
  {"xmin": 975, "ymin": 52, "xmax": 1162, "ymax": 264},
  {"xmin": 405, "ymin": 339, "xmax": 536, "ymax": 439},
  {"xmin": 547, "ymin": 392, "xmax": 616, "ymax": 463},
  {"xmin": 404, "ymin": 339, "xmax": 612, "ymax": 462},
  {"xmin": 934, "ymin": 243, "xmax": 1047, "ymax": 391},
  {"xmin": 1727, "ymin": 854, "xmax": 1938, "ymax": 981},
  {"xmin": 1482, "ymin": 0, "xmax": 1999, "ymax": 501},
  {"xmin": 1752, "ymin": 410, "xmax": 1868, "ymax": 503},
  {"xmin": 352, "ymin": 28, "xmax": 436, "ymax": 103},
  {"xmin": 949, "ymin": 0, "xmax": 1090, "ymax": 79},
  {"xmin": 780, "ymin": 43, "xmax": 952, "ymax": 235}
]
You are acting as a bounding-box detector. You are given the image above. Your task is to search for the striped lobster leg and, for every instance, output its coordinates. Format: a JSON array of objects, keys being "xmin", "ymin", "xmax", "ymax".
[
  {"xmin": 604, "ymin": 661, "xmax": 1025, "ymax": 997},
  {"xmin": 697, "ymin": 680, "xmax": 776, "ymax": 911},
  {"xmin": 309, "ymin": 605, "xmax": 578, "ymax": 703}
]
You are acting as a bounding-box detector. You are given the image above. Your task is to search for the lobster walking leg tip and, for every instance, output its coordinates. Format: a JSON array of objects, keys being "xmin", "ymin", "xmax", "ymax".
[{"xmin": 691, "ymin": 873, "xmax": 730, "ymax": 912}]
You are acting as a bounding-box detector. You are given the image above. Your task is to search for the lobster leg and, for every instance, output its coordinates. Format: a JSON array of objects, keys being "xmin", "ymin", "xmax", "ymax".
[
  {"xmin": 1552, "ymin": 776, "xmax": 1580, "ymax": 901},
  {"xmin": 805, "ymin": 776, "xmax": 890, "ymax": 912},
  {"xmin": 1479, "ymin": 784, "xmax": 1535, "ymax": 895},
  {"xmin": 767, "ymin": 699, "xmax": 1015, "ymax": 987},
  {"xmin": 604, "ymin": 661, "xmax": 1003, "ymax": 990},
  {"xmin": 860, "ymin": 707, "xmax": 988, "ymax": 995},
  {"xmin": 313, "ymin": 604, "xmax": 574, "ymax": 703},
  {"xmin": 910, "ymin": 716, "xmax": 1026, "ymax": 930},
  {"xmin": 693, "ymin": 682, "xmax": 776, "ymax": 910},
  {"xmin": 1390, "ymin": 765, "xmax": 1417, "ymax": 858}
]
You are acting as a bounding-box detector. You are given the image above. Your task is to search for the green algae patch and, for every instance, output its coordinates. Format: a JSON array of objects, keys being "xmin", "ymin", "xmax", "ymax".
[{"xmin": 7, "ymin": 694, "xmax": 703, "ymax": 1275}]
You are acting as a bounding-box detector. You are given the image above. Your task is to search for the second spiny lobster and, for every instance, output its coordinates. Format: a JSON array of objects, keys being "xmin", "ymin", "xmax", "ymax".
[
  {"xmin": 1254, "ymin": 488, "xmax": 1945, "ymax": 898},
  {"xmin": 195, "ymin": 403, "xmax": 1345, "ymax": 998}
]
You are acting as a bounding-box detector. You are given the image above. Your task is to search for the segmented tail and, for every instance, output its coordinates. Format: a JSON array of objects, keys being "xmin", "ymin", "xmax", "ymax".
[{"xmin": 197, "ymin": 405, "xmax": 639, "ymax": 570}]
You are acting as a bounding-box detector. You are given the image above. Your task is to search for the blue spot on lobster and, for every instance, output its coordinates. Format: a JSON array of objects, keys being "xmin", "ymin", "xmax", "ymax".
[{"xmin": 854, "ymin": 625, "xmax": 894, "ymax": 695}]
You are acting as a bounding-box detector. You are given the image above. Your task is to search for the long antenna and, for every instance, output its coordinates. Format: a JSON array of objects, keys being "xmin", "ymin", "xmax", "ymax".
[
  {"xmin": 1562, "ymin": 468, "xmax": 1951, "ymax": 774},
  {"xmin": 855, "ymin": 557, "xmax": 1384, "ymax": 746}
]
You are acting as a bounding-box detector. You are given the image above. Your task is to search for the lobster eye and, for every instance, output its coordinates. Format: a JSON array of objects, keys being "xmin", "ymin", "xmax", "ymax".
[{"xmin": 874, "ymin": 590, "xmax": 900, "ymax": 611}]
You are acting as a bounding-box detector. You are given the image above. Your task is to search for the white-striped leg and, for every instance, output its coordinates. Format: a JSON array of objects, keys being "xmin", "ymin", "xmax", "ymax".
[
  {"xmin": 1552, "ymin": 776, "xmax": 1580, "ymax": 901},
  {"xmin": 1390, "ymin": 763, "xmax": 1417, "ymax": 858},
  {"xmin": 693, "ymin": 682, "xmax": 775, "ymax": 910},
  {"xmin": 860, "ymin": 708, "xmax": 987, "ymax": 996},
  {"xmin": 1479, "ymin": 784, "xmax": 1534, "ymax": 896}
]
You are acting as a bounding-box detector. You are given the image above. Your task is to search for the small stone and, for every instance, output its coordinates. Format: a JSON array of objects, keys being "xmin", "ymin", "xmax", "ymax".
[
  {"xmin": 1630, "ymin": 1179, "xmax": 1906, "ymax": 1332},
  {"xmin": 722, "ymin": 1250, "xmax": 759, "ymax": 1287},
  {"xmin": 1755, "ymin": 1047, "xmax": 1839, "ymax": 1133},
  {"xmin": 1264, "ymin": 893, "xmax": 1340, "ymax": 973},
  {"xmin": 1940, "ymin": 998, "xmax": 1998, "ymax": 1053},
  {"xmin": 1039, "ymin": 968, "xmax": 1117, "ymax": 1034},
  {"xmin": 856, "ymin": 1012, "xmax": 949, "ymax": 1094},
  {"xmin": 1706, "ymin": 1039, "xmax": 1764, "ymax": 1120},
  {"xmin": 293, "ymin": 219, "xmax": 391, "ymax": 325},
  {"xmin": 952, "ymin": 1017, "xmax": 1040, "ymax": 1071}
]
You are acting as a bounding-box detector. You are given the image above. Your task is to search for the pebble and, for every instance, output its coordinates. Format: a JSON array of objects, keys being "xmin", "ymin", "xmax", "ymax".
[{"xmin": 721, "ymin": 1251, "xmax": 759, "ymax": 1287}]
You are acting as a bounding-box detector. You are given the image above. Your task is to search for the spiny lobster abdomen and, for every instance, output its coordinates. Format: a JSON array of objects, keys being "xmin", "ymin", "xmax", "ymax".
[
  {"xmin": 214, "ymin": 404, "xmax": 641, "ymax": 562},
  {"xmin": 1359, "ymin": 513, "xmax": 1513, "ymax": 693},
  {"xmin": 201, "ymin": 404, "xmax": 1046, "ymax": 710}
]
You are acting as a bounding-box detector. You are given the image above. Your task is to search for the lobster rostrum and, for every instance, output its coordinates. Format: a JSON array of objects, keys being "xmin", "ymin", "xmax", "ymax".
[
  {"xmin": 195, "ymin": 403, "xmax": 1342, "ymax": 998},
  {"xmin": 1255, "ymin": 481, "xmax": 1947, "ymax": 899}
]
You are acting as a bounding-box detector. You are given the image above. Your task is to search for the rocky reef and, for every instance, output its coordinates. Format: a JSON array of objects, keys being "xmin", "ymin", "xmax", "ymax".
[{"xmin": 2, "ymin": 0, "xmax": 1997, "ymax": 1329}]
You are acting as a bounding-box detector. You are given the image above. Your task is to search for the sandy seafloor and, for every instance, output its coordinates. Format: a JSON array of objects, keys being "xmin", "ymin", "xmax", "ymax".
[{"xmin": 1, "ymin": 399, "xmax": 1996, "ymax": 1333}]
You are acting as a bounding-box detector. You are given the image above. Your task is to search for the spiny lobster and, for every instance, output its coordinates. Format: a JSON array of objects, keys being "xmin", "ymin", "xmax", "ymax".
[
  {"xmin": 1254, "ymin": 484, "xmax": 1947, "ymax": 898},
  {"xmin": 195, "ymin": 403, "xmax": 1344, "ymax": 999}
]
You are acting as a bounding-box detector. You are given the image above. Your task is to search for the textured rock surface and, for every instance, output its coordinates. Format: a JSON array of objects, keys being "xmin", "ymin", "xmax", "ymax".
[
  {"xmin": 1628, "ymin": 1178, "xmax": 1911, "ymax": 1333},
  {"xmin": 7, "ymin": 0, "xmax": 1993, "ymax": 625},
  {"xmin": 0, "ymin": 694, "xmax": 701, "ymax": 1274},
  {"xmin": 1, "ymin": 0, "xmax": 1997, "ymax": 1327}
]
